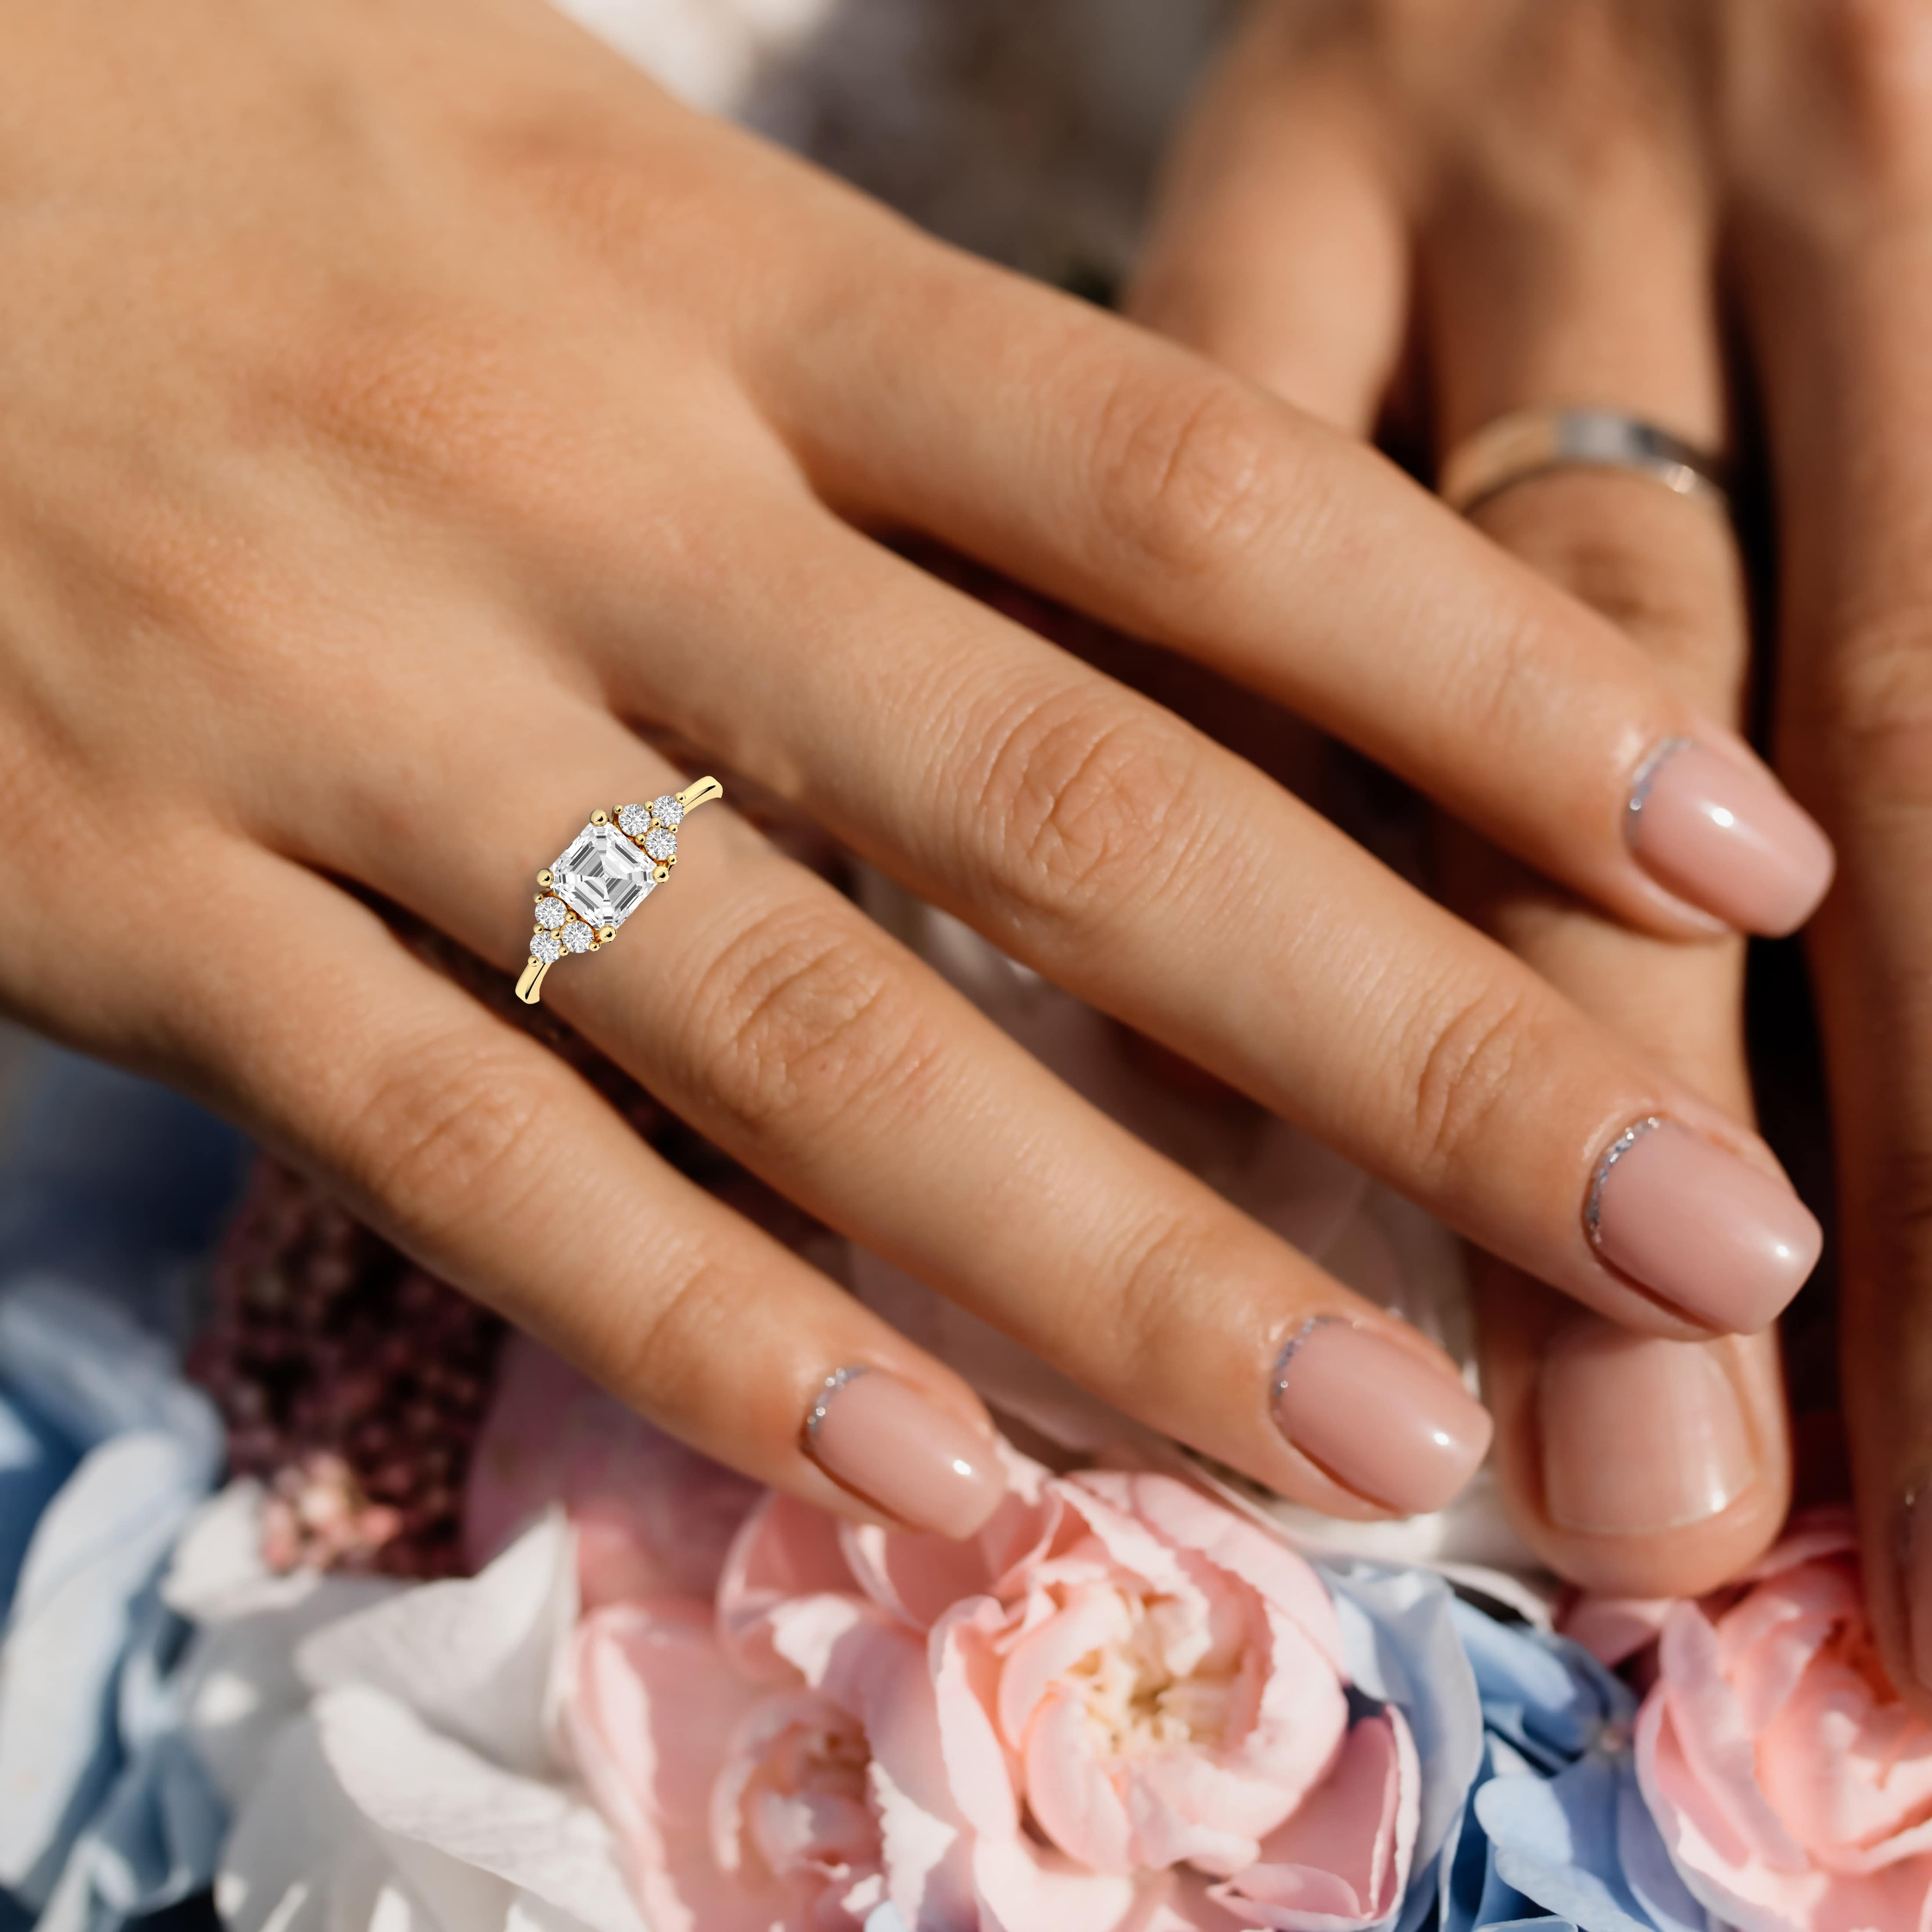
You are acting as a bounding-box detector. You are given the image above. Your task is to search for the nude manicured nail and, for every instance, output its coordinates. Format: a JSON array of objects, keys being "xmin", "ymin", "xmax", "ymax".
[
  {"xmin": 1588, "ymin": 1118, "xmax": 1821, "ymax": 1332},
  {"xmin": 1627, "ymin": 739, "xmax": 1834, "ymax": 936},
  {"xmin": 804, "ymin": 1367, "xmax": 1005, "ymax": 1539},
  {"xmin": 1271, "ymin": 1319, "xmax": 1492, "ymax": 1514},
  {"xmin": 1540, "ymin": 1321, "xmax": 1755, "ymax": 1535}
]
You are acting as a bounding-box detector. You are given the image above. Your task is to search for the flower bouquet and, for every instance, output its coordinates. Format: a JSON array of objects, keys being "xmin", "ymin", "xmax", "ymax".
[{"xmin": 2, "ymin": 916, "xmax": 1924, "ymax": 1932}]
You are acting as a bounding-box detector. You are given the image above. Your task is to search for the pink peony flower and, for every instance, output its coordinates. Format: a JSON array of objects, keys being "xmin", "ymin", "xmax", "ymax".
[
  {"xmin": 1636, "ymin": 1507, "xmax": 1932, "ymax": 1932},
  {"xmin": 565, "ymin": 1447, "xmax": 1418, "ymax": 1931},
  {"xmin": 466, "ymin": 1334, "xmax": 763, "ymax": 1608}
]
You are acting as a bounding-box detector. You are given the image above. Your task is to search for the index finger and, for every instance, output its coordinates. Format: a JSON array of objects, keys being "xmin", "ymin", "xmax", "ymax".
[{"xmin": 755, "ymin": 225, "xmax": 1830, "ymax": 942}]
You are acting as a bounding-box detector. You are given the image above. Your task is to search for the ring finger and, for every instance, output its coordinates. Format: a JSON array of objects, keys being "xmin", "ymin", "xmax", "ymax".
[{"xmin": 1415, "ymin": 42, "xmax": 1794, "ymax": 1590}]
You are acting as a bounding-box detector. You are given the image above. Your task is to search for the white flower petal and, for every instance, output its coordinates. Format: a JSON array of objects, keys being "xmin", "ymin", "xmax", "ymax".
[
  {"xmin": 316, "ymin": 1685, "xmax": 642, "ymax": 1932},
  {"xmin": 298, "ymin": 1514, "xmax": 576, "ymax": 1777}
]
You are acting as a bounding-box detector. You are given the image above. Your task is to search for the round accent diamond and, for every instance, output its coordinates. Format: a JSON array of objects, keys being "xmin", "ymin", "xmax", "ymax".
[
  {"xmin": 617, "ymin": 802, "xmax": 652, "ymax": 840},
  {"xmin": 643, "ymin": 826, "xmax": 676, "ymax": 862},
  {"xmin": 559, "ymin": 918, "xmax": 595, "ymax": 954},
  {"xmin": 530, "ymin": 930, "xmax": 563, "ymax": 964},
  {"xmin": 651, "ymin": 793, "xmax": 685, "ymax": 828},
  {"xmin": 534, "ymin": 895, "xmax": 569, "ymax": 930}
]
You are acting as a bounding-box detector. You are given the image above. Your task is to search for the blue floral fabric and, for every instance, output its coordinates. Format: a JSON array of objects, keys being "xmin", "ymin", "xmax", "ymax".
[
  {"xmin": 1329, "ymin": 1564, "xmax": 1712, "ymax": 1932},
  {"xmin": 0, "ymin": 1046, "xmax": 248, "ymax": 1932}
]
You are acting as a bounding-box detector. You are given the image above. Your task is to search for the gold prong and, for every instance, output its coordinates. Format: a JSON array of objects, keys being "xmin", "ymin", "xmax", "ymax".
[
  {"xmin": 515, "ymin": 957, "xmax": 552, "ymax": 1005},
  {"xmin": 537, "ymin": 869, "xmax": 554, "ymax": 889},
  {"xmin": 654, "ymin": 865, "xmax": 670, "ymax": 883},
  {"xmin": 676, "ymin": 775, "xmax": 724, "ymax": 813},
  {"xmin": 597, "ymin": 925, "xmax": 616, "ymax": 944},
  {"xmin": 666, "ymin": 854, "xmax": 677, "ymax": 867},
  {"xmin": 590, "ymin": 809, "xmax": 610, "ymax": 826}
]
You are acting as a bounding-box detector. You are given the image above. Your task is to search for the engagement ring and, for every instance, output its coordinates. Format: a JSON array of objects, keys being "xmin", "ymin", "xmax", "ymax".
[{"xmin": 515, "ymin": 776, "xmax": 723, "ymax": 1005}]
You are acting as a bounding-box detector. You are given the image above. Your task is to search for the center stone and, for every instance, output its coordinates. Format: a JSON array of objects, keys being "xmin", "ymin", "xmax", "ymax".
[{"xmin": 549, "ymin": 822, "xmax": 657, "ymax": 930}]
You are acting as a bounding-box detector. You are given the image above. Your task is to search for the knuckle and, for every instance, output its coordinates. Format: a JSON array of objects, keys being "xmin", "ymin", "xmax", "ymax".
[
  {"xmin": 1481, "ymin": 483, "xmax": 1743, "ymax": 681},
  {"xmin": 1089, "ymin": 368, "xmax": 1286, "ymax": 578},
  {"xmin": 968, "ymin": 685, "xmax": 1204, "ymax": 931},
  {"xmin": 1427, "ymin": 5, "xmax": 1676, "ymax": 213},
  {"xmin": 1818, "ymin": 0, "xmax": 1932, "ymax": 173},
  {"xmin": 597, "ymin": 1230, "xmax": 740, "ymax": 1415},
  {"xmin": 1402, "ymin": 980, "xmax": 1541, "ymax": 1181},
  {"xmin": 345, "ymin": 1031, "xmax": 546, "ymax": 1240},
  {"xmin": 688, "ymin": 903, "xmax": 943, "ymax": 1140},
  {"xmin": 1099, "ymin": 1211, "xmax": 1246, "ymax": 1391}
]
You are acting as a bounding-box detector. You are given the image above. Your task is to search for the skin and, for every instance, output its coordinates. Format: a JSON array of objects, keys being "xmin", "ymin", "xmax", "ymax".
[
  {"xmin": 1133, "ymin": 0, "xmax": 1932, "ymax": 1696},
  {"xmin": 0, "ymin": 0, "xmax": 1817, "ymax": 1530}
]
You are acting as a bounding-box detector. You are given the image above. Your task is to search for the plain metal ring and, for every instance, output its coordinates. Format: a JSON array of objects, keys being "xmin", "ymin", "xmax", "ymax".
[{"xmin": 1438, "ymin": 406, "xmax": 1730, "ymax": 518}]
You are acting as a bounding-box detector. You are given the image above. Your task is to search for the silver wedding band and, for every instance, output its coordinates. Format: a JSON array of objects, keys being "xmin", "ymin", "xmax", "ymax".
[{"xmin": 1438, "ymin": 407, "xmax": 1730, "ymax": 518}]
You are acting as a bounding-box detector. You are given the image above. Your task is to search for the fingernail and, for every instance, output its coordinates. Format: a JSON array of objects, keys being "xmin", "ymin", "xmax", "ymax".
[
  {"xmin": 804, "ymin": 1367, "xmax": 1005, "ymax": 1539},
  {"xmin": 1540, "ymin": 1320, "xmax": 1755, "ymax": 1535},
  {"xmin": 1587, "ymin": 1117, "xmax": 1822, "ymax": 1331},
  {"xmin": 1271, "ymin": 1319, "xmax": 1492, "ymax": 1514},
  {"xmin": 1906, "ymin": 1491, "xmax": 1932, "ymax": 1691},
  {"xmin": 1627, "ymin": 739, "xmax": 1834, "ymax": 936}
]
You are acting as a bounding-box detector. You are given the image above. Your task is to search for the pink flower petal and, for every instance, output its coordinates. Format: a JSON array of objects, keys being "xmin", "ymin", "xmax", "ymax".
[
  {"xmin": 466, "ymin": 1335, "xmax": 759, "ymax": 1604},
  {"xmin": 1758, "ymin": 1656, "xmax": 1932, "ymax": 1871},
  {"xmin": 1121, "ymin": 1752, "xmax": 1273, "ymax": 1876},
  {"xmin": 1025, "ymin": 1685, "xmax": 1138, "ymax": 1873},
  {"xmin": 717, "ymin": 1494, "xmax": 861, "ymax": 1684},
  {"xmin": 1658, "ymin": 1602, "xmax": 1810, "ymax": 1874},
  {"xmin": 840, "ymin": 1520, "xmax": 1013, "ymax": 1632},
  {"xmin": 930, "ymin": 1596, "xmax": 1023, "ymax": 1839},
  {"xmin": 709, "ymin": 1689, "xmax": 869, "ymax": 1877},
  {"xmin": 1230, "ymin": 1602, "xmax": 1349, "ymax": 1813},
  {"xmin": 1723, "ymin": 1608, "xmax": 1841, "ymax": 1737},
  {"xmin": 837, "ymin": 1450, "xmax": 1062, "ymax": 1633},
  {"xmin": 1560, "ymin": 1596, "xmax": 1675, "ymax": 1669},
  {"xmin": 1110, "ymin": 1474, "xmax": 1346, "ymax": 1676},
  {"xmin": 972, "ymin": 1835, "xmax": 1166, "ymax": 1932},
  {"xmin": 767, "ymin": 1592, "xmax": 889, "ymax": 1694},
  {"xmin": 1637, "ymin": 1689, "xmax": 1932, "ymax": 1932},
  {"xmin": 1146, "ymin": 1869, "xmax": 1251, "ymax": 1932},
  {"xmin": 997, "ymin": 1586, "xmax": 1132, "ymax": 1749},
  {"xmin": 1730, "ymin": 1508, "xmax": 1858, "ymax": 1586},
  {"xmin": 848, "ymin": 1627, "xmax": 980, "ymax": 1932},
  {"xmin": 1208, "ymin": 1709, "xmax": 1419, "ymax": 1932},
  {"xmin": 1051, "ymin": 1478, "xmax": 1202, "ymax": 1606},
  {"xmin": 565, "ymin": 1601, "xmax": 795, "ymax": 1932}
]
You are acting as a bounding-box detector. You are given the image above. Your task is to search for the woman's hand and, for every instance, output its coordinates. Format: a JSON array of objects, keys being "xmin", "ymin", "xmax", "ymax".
[
  {"xmin": 0, "ymin": 0, "xmax": 1828, "ymax": 1537},
  {"xmin": 1132, "ymin": 0, "xmax": 1932, "ymax": 1643}
]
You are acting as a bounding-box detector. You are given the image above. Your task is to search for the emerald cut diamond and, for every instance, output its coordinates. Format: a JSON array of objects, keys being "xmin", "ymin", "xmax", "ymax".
[{"xmin": 550, "ymin": 821, "xmax": 657, "ymax": 931}]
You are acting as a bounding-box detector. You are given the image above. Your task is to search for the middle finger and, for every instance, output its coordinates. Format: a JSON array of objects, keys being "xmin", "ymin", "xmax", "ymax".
[{"xmin": 559, "ymin": 472, "xmax": 1826, "ymax": 1343}]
